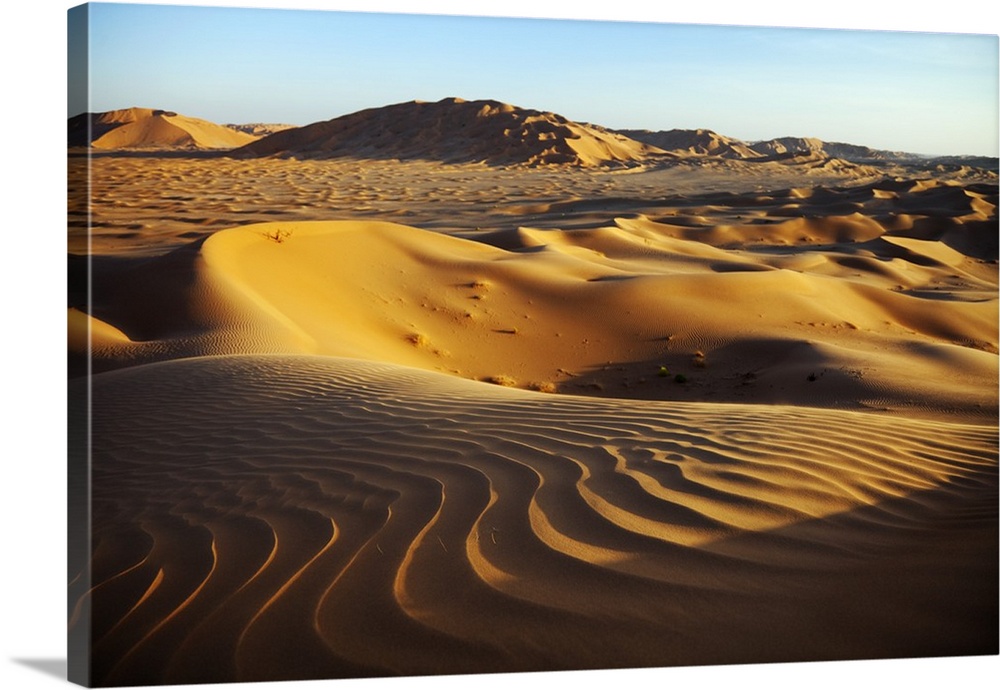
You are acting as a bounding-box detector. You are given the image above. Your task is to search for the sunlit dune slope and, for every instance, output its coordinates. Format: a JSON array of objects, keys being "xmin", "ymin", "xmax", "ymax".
[{"xmin": 73, "ymin": 193, "xmax": 997, "ymax": 418}]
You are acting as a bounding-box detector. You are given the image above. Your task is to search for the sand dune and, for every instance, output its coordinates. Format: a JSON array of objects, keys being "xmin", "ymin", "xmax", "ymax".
[
  {"xmin": 235, "ymin": 97, "xmax": 672, "ymax": 167},
  {"xmin": 69, "ymin": 107, "xmax": 258, "ymax": 149},
  {"xmin": 68, "ymin": 107, "xmax": 158, "ymax": 147},
  {"xmin": 69, "ymin": 354, "xmax": 997, "ymax": 685},
  {"xmin": 73, "ymin": 190, "xmax": 997, "ymax": 418}
]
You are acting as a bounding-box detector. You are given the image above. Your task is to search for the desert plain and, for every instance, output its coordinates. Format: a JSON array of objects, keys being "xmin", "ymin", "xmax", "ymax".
[{"xmin": 68, "ymin": 100, "xmax": 998, "ymax": 686}]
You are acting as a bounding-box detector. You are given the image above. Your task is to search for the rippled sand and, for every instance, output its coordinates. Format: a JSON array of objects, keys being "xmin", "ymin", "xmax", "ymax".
[
  {"xmin": 71, "ymin": 356, "xmax": 996, "ymax": 684},
  {"xmin": 68, "ymin": 153, "xmax": 998, "ymax": 685}
]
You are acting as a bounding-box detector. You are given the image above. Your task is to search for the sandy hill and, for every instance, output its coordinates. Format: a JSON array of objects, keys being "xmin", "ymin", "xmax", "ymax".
[
  {"xmin": 234, "ymin": 97, "xmax": 673, "ymax": 167},
  {"xmin": 750, "ymin": 136, "xmax": 827, "ymax": 157},
  {"xmin": 68, "ymin": 107, "xmax": 259, "ymax": 150},
  {"xmin": 619, "ymin": 128, "xmax": 763, "ymax": 160},
  {"xmin": 68, "ymin": 107, "xmax": 157, "ymax": 147}
]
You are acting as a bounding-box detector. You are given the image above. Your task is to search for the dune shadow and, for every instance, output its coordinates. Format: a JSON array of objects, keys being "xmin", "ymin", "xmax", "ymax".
[
  {"xmin": 687, "ymin": 476, "xmax": 999, "ymax": 663},
  {"xmin": 556, "ymin": 341, "xmax": 864, "ymax": 408}
]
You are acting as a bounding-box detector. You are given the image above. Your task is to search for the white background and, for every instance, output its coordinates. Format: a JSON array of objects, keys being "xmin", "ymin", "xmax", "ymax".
[{"xmin": 2, "ymin": 1, "xmax": 997, "ymax": 689}]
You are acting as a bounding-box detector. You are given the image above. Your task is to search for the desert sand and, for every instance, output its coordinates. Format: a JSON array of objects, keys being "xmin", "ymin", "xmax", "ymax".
[{"xmin": 68, "ymin": 99, "xmax": 998, "ymax": 685}]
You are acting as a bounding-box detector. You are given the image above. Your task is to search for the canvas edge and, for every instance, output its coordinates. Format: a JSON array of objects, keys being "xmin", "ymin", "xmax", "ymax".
[{"xmin": 67, "ymin": 3, "xmax": 92, "ymax": 687}]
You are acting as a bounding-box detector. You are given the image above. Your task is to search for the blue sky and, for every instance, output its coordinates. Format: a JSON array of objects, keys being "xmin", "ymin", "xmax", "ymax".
[{"xmin": 72, "ymin": 1, "xmax": 999, "ymax": 156}]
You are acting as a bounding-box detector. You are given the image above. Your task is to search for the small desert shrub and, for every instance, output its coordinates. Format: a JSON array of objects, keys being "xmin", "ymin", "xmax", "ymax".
[
  {"xmin": 692, "ymin": 350, "xmax": 707, "ymax": 368},
  {"xmin": 529, "ymin": 381, "xmax": 557, "ymax": 393},
  {"xmin": 674, "ymin": 374, "xmax": 688, "ymax": 384},
  {"xmin": 484, "ymin": 374, "xmax": 517, "ymax": 387},
  {"xmin": 657, "ymin": 365, "xmax": 670, "ymax": 377},
  {"xmin": 405, "ymin": 332, "xmax": 429, "ymax": 347},
  {"xmin": 261, "ymin": 228, "xmax": 292, "ymax": 243}
]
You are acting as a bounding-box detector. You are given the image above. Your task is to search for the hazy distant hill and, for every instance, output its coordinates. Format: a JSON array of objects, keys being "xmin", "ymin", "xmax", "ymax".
[
  {"xmin": 225, "ymin": 123, "xmax": 297, "ymax": 137},
  {"xmin": 749, "ymin": 137, "xmax": 996, "ymax": 171},
  {"xmin": 69, "ymin": 107, "xmax": 258, "ymax": 149},
  {"xmin": 746, "ymin": 136, "xmax": 920, "ymax": 162},
  {"xmin": 623, "ymin": 128, "xmax": 996, "ymax": 170},
  {"xmin": 618, "ymin": 128, "xmax": 763, "ymax": 160},
  {"xmin": 234, "ymin": 97, "xmax": 674, "ymax": 167}
]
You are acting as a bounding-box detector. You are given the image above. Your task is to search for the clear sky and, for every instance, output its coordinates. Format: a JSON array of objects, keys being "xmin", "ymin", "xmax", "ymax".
[{"xmin": 72, "ymin": 1, "xmax": 999, "ymax": 157}]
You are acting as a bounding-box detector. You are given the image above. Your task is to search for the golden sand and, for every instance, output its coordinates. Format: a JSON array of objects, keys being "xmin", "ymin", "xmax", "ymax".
[{"xmin": 68, "ymin": 115, "xmax": 998, "ymax": 684}]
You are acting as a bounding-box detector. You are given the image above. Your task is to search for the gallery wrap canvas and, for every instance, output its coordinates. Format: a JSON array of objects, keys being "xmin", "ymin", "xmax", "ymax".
[{"xmin": 67, "ymin": 1, "xmax": 999, "ymax": 688}]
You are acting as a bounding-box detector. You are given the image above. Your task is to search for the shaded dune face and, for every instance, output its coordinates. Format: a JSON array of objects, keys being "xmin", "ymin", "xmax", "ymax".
[
  {"xmin": 71, "ymin": 355, "xmax": 997, "ymax": 685},
  {"xmin": 235, "ymin": 97, "xmax": 669, "ymax": 167}
]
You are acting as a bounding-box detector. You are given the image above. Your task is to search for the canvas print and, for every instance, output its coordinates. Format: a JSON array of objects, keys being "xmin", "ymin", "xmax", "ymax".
[{"xmin": 67, "ymin": 2, "xmax": 999, "ymax": 687}]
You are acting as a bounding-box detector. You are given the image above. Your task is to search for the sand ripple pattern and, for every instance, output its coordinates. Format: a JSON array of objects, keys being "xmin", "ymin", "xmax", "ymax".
[{"xmin": 71, "ymin": 355, "xmax": 998, "ymax": 685}]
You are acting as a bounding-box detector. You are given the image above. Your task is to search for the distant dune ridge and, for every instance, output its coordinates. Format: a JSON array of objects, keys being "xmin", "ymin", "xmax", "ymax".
[
  {"xmin": 617, "ymin": 128, "xmax": 764, "ymax": 160},
  {"xmin": 746, "ymin": 136, "xmax": 909, "ymax": 161},
  {"xmin": 224, "ymin": 122, "xmax": 298, "ymax": 137},
  {"xmin": 70, "ymin": 99, "xmax": 999, "ymax": 172},
  {"xmin": 622, "ymin": 129, "xmax": 999, "ymax": 170}
]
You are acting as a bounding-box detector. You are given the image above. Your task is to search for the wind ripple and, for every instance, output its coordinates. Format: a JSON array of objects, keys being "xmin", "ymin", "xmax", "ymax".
[{"xmin": 72, "ymin": 354, "xmax": 999, "ymax": 683}]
